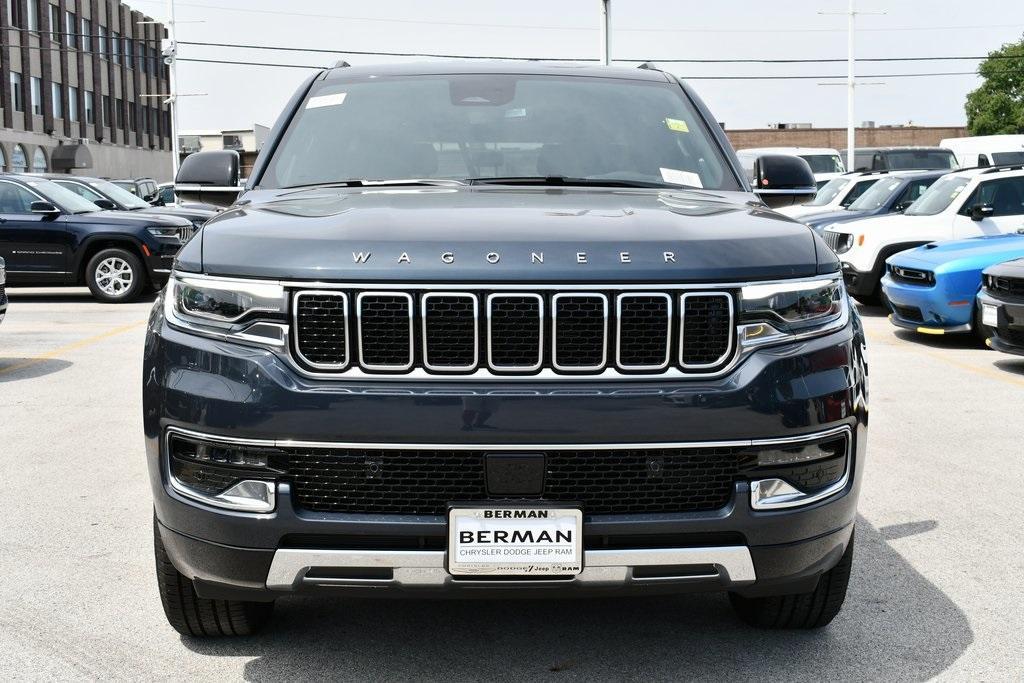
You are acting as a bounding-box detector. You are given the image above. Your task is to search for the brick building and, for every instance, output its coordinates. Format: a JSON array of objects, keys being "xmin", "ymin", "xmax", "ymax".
[
  {"xmin": 727, "ymin": 126, "xmax": 968, "ymax": 151},
  {"xmin": 1, "ymin": 0, "xmax": 173, "ymax": 180}
]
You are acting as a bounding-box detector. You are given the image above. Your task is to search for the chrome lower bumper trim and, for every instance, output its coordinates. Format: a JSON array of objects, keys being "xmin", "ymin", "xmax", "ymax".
[{"xmin": 265, "ymin": 546, "xmax": 756, "ymax": 590}]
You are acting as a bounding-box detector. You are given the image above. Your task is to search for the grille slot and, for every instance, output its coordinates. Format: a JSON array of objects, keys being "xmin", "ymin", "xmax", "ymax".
[
  {"xmin": 294, "ymin": 291, "xmax": 349, "ymax": 369},
  {"xmin": 286, "ymin": 446, "xmax": 753, "ymax": 515},
  {"xmin": 617, "ymin": 293, "xmax": 672, "ymax": 370},
  {"xmin": 421, "ymin": 293, "xmax": 478, "ymax": 371},
  {"xmin": 357, "ymin": 292, "xmax": 414, "ymax": 370},
  {"xmin": 891, "ymin": 304, "xmax": 924, "ymax": 323},
  {"xmin": 680, "ymin": 293, "xmax": 733, "ymax": 369},
  {"xmin": 487, "ymin": 294, "xmax": 544, "ymax": 371},
  {"xmin": 990, "ymin": 276, "xmax": 1024, "ymax": 298},
  {"xmin": 552, "ymin": 293, "xmax": 608, "ymax": 371}
]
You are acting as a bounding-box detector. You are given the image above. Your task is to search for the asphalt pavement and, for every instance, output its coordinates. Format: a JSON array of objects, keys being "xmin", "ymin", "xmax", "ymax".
[{"xmin": 0, "ymin": 288, "xmax": 1021, "ymax": 681}]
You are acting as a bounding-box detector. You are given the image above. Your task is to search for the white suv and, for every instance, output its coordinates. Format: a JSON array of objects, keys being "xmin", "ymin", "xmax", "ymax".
[
  {"xmin": 774, "ymin": 172, "xmax": 884, "ymax": 220},
  {"xmin": 823, "ymin": 165, "xmax": 1024, "ymax": 303}
]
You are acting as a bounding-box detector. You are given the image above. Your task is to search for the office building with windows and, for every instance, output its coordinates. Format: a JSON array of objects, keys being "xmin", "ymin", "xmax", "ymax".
[{"xmin": 1, "ymin": 0, "xmax": 173, "ymax": 180}]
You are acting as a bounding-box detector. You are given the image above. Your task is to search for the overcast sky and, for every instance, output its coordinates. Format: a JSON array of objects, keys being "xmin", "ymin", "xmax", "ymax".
[{"xmin": 128, "ymin": 0, "xmax": 1024, "ymax": 132}]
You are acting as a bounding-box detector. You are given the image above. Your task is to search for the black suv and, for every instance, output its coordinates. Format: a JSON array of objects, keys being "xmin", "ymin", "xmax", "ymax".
[
  {"xmin": 145, "ymin": 62, "xmax": 867, "ymax": 636},
  {"xmin": 35, "ymin": 174, "xmax": 217, "ymax": 229},
  {"xmin": 0, "ymin": 174, "xmax": 194, "ymax": 302}
]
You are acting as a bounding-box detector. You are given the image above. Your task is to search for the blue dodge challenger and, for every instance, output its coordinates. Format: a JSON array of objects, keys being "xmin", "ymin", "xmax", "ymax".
[{"xmin": 882, "ymin": 233, "xmax": 1024, "ymax": 338}]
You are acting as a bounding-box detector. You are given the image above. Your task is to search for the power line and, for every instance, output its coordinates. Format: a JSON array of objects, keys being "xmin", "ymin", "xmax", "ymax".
[
  {"xmin": 176, "ymin": 39, "xmax": 1024, "ymax": 65},
  {"xmin": 124, "ymin": 1, "xmax": 1024, "ymax": 34}
]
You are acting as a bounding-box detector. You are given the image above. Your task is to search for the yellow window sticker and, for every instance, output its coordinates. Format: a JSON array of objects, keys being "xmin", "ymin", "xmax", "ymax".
[{"xmin": 665, "ymin": 117, "xmax": 689, "ymax": 133}]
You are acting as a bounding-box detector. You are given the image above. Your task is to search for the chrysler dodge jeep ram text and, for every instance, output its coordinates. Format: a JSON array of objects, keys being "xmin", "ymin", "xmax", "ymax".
[{"xmin": 144, "ymin": 62, "xmax": 867, "ymax": 636}]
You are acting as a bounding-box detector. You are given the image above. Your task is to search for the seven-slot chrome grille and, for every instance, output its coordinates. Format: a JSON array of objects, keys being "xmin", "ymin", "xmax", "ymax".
[{"xmin": 291, "ymin": 288, "xmax": 736, "ymax": 377}]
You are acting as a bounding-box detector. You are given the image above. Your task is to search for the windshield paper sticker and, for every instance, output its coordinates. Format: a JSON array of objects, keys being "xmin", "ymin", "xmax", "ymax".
[
  {"xmin": 664, "ymin": 117, "xmax": 690, "ymax": 133},
  {"xmin": 306, "ymin": 92, "xmax": 347, "ymax": 109},
  {"xmin": 660, "ymin": 168, "xmax": 703, "ymax": 188}
]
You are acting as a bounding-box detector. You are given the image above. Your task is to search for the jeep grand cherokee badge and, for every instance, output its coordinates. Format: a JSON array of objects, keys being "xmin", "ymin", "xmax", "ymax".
[{"xmin": 145, "ymin": 62, "xmax": 866, "ymax": 637}]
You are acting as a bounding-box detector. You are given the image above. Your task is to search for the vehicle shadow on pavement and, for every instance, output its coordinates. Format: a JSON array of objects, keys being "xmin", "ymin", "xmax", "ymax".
[
  {"xmin": 0, "ymin": 358, "xmax": 72, "ymax": 382},
  {"xmin": 4, "ymin": 290, "xmax": 158, "ymax": 304},
  {"xmin": 892, "ymin": 329, "xmax": 983, "ymax": 351},
  {"xmin": 852, "ymin": 303, "xmax": 888, "ymax": 318},
  {"xmin": 993, "ymin": 359, "xmax": 1024, "ymax": 377},
  {"xmin": 181, "ymin": 517, "xmax": 972, "ymax": 682}
]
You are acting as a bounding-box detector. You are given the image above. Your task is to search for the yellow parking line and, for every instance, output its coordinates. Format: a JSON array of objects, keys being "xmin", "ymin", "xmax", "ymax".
[
  {"xmin": 865, "ymin": 328, "xmax": 1024, "ymax": 389},
  {"xmin": 0, "ymin": 320, "xmax": 147, "ymax": 376}
]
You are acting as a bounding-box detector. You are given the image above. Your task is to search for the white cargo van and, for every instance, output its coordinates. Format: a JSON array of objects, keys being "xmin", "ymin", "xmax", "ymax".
[{"xmin": 940, "ymin": 135, "xmax": 1024, "ymax": 169}]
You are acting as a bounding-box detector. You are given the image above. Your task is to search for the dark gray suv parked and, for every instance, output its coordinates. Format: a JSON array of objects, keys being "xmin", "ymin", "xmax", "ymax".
[{"xmin": 145, "ymin": 62, "xmax": 867, "ymax": 636}]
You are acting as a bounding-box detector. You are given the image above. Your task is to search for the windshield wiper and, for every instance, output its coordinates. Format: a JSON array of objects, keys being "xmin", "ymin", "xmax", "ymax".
[
  {"xmin": 281, "ymin": 178, "xmax": 466, "ymax": 190},
  {"xmin": 466, "ymin": 176, "xmax": 691, "ymax": 190}
]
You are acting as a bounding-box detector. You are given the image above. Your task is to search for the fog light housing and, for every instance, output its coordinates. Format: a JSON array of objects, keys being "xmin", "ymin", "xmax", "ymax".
[
  {"xmin": 745, "ymin": 431, "xmax": 850, "ymax": 510},
  {"xmin": 166, "ymin": 431, "xmax": 285, "ymax": 512}
]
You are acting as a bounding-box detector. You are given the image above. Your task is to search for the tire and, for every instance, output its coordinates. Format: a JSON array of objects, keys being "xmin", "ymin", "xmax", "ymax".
[
  {"xmin": 84, "ymin": 247, "xmax": 146, "ymax": 303},
  {"xmin": 154, "ymin": 517, "xmax": 273, "ymax": 637},
  {"xmin": 729, "ymin": 531, "xmax": 854, "ymax": 629}
]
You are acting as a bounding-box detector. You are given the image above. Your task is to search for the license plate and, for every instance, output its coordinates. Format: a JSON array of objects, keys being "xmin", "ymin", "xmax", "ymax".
[
  {"xmin": 447, "ymin": 506, "xmax": 583, "ymax": 577},
  {"xmin": 983, "ymin": 304, "xmax": 998, "ymax": 328}
]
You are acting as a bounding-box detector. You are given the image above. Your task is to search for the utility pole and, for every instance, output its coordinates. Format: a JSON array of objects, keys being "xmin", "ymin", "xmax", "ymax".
[
  {"xmin": 819, "ymin": 1, "xmax": 885, "ymax": 172},
  {"xmin": 166, "ymin": 0, "xmax": 180, "ymax": 178},
  {"xmin": 599, "ymin": 0, "xmax": 611, "ymax": 66}
]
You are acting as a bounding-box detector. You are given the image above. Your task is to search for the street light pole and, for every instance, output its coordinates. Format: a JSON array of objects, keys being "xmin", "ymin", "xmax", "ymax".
[
  {"xmin": 846, "ymin": 0, "xmax": 855, "ymax": 173},
  {"xmin": 166, "ymin": 0, "xmax": 180, "ymax": 179},
  {"xmin": 599, "ymin": 0, "xmax": 611, "ymax": 66}
]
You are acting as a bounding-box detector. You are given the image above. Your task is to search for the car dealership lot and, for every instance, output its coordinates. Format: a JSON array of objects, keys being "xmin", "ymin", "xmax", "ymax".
[{"xmin": 1, "ymin": 289, "xmax": 1022, "ymax": 680}]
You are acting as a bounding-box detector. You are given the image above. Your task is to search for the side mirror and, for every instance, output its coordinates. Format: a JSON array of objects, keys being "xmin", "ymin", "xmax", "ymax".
[
  {"xmin": 93, "ymin": 198, "xmax": 117, "ymax": 210},
  {"xmin": 751, "ymin": 154, "xmax": 818, "ymax": 209},
  {"xmin": 175, "ymin": 150, "xmax": 241, "ymax": 208},
  {"xmin": 970, "ymin": 203, "xmax": 995, "ymax": 221},
  {"xmin": 30, "ymin": 200, "xmax": 60, "ymax": 215}
]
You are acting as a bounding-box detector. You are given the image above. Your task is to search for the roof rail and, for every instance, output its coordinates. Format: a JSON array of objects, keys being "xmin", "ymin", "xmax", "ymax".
[
  {"xmin": 636, "ymin": 62, "xmax": 661, "ymax": 71},
  {"xmin": 980, "ymin": 163, "xmax": 1024, "ymax": 174},
  {"xmin": 331, "ymin": 60, "xmax": 351, "ymax": 68}
]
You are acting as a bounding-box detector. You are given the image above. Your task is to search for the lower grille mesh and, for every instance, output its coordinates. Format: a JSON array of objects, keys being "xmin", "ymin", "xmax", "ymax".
[{"xmin": 286, "ymin": 446, "xmax": 755, "ymax": 515}]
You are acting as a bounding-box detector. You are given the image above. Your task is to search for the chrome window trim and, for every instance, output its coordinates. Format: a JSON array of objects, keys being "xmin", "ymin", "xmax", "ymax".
[
  {"xmin": 486, "ymin": 293, "xmax": 544, "ymax": 373},
  {"xmin": 420, "ymin": 292, "xmax": 479, "ymax": 372},
  {"xmin": 615, "ymin": 292, "xmax": 672, "ymax": 371},
  {"xmin": 165, "ymin": 423, "xmax": 851, "ymax": 452},
  {"xmin": 356, "ymin": 291, "xmax": 414, "ymax": 372},
  {"xmin": 551, "ymin": 292, "xmax": 608, "ymax": 372},
  {"xmin": 679, "ymin": 292, "xmax": 735, "ymax": 370},
  {"xmin": 293, "ymin": 290, "xmax": 350, "ymax": 371}
]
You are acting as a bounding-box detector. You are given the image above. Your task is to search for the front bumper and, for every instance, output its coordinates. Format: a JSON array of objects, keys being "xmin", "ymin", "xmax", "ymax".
[
  {"xmin": 840, "ymin": 262, "xmax": 878, "ymax": 298},
  {"xmin": 977, "ymin": 290, "xmax": 1024, "ymax": 356},
  {"xmin": 144, "ymin": 303, "xmax": 868, "ymax": 600},
  {"xmin": 881, "ymin": 273, "xmax": 974, "ymax": 334}
]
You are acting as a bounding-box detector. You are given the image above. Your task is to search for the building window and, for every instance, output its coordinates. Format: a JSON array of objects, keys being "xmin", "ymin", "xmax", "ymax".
[
  {"xmin": 27, "ymin": 0, "xmax": 39, "ymax": 31},
  {"xmin": 11, "ymin": 145, "xmax": 28, "ymax": 173},
  {"xmin": 85, "ymin": 91, "xmax": 94, "ymax": 125},
  {"xmin": 0, "ymin": 146, "xmax": 6, "ymax": 172},
  {"xmin": 7, "ymin": 0, "xmax": 22, "ymax": 28},
  {"xmin": 10, "ymin": 72, "xmax": 23, "ymax": 112},
  {"xmin": 30, "ymin": 77, "xmax": 42, "ymax": 115},
  {"xmin": 51, "ymin": 82, "xmax": 63, "ymax": 118},
  {"xmin": 50, "ymin": 5, "xmax": 61, "ymax": 43},
  {"xmin": 124, "ymin": 37, "xmax": 133, "ymax": 69},
  {"xmin": 111, "ymin": 32, "xmax": 119, "ymax": 63},
  {"xmin": 102, "ymin": 95, "xmax": 111, "ymax": 127},
  {"xmin": 115, "ymin": 98, "xmax": 124, "ymax": 128},
  {"xmin": 68, "ymin": 86, "xmax": 79, "ymax": 122},
  {"xmin": 66, "ymin": 11, "xmax": 77, "ymax": 49},
  {"xmin": 31, "ymin": 148, "xmax": 47, "ymax": 173},
  {"xmin": 81, "ymin": 18, "xmax": 91, "ymax": 52},
  {"xmin": 128, "ymin": 103, "xmax": 136, "ymax": 131},
  {"xmin": 98, "ymin": 26, "xmax": 106, "ymax": 57}
]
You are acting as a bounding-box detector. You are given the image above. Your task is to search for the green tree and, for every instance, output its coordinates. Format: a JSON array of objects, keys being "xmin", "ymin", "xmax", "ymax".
[{"xmin": 966, "ymin": 37, "xmax": 1024, "ymax": 135}]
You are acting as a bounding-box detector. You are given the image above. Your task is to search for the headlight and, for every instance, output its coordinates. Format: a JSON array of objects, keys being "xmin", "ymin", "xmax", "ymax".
[
  {"xmin": 164, "ymin": 274, "xmax": 288, "ymax": 345},
  {"xmin": 147, "ymin": 226, "xmax": 183, "ymax": 241},
  {"xmin": 739, "ymin": 276, "xmax": 847, "ymax": 344}
]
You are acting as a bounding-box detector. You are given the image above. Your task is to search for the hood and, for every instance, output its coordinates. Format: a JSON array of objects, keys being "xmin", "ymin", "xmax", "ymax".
[
  {"xmin": 131, "ymin": 205, "xmax": 217, "ymax": 224},
  {"xmin": 185, "ymin": 186, "xmax": 826, "ymax": 282},
  {"xmin": 802, "ymin": 208, "xmax": 875, "ymax": 230},
  {"xmin": 984, "ymin": 257, "xmax": 1024, "ymax": 278},
  {"xmin": 71, "ymin": 210, "xmax": 192, "ymax": 228},
  {"xmin": 891, "ymin": 234, "xmax": 1024, "ymax": 271}
]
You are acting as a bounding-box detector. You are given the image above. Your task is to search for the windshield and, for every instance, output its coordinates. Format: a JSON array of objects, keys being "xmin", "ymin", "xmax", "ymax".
[
  {"xmin": 992, "ymin": 151, "xmax": 1024, "ymax": 165},
  {"xmin": 805, "ymin": 177, "xmax": 850, "ymax": 206},
  {"xmin": 260, "ymin": 74, "xmax": 741, "ymax": 191},
  {"xmin": 885, "ymin": 150, "xmax": 956, "ymax": 171},
  {"xmin": 847, "ymin": 177, "xmax": 904, "ymax": 211},
  {"xmin": 112, "ymin": 180, "xmax": 137, "ymax": 195},
  {"xmin": 904, "ymin": 175, "xmax": 970, "ymax": 216},
  {"xmin": 90, "ymin": 179, "xmax": 152, "ymax": 209},
  {"xmin": 25, "ymin": 178, "xmax": 101, "ymax": 213},
  {"xmin": 801, "ymin": 154, "xmax": 845, "ymax": 174}
]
